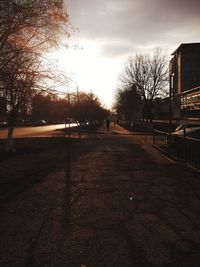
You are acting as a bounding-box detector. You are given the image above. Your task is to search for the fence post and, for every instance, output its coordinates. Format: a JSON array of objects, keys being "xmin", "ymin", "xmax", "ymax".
[
  {"xmin": 183, "ymin": 128, "xmax": 187, "ymax": 164},
  {"xmin": 167, "ymin": 132, "xmax": 170, "ymax": 153}
]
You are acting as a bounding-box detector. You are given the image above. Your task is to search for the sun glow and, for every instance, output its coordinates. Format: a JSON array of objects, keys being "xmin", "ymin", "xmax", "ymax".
[{"xmin": 47, "ymin": 40, "xmax": 120, "ymax": 108}]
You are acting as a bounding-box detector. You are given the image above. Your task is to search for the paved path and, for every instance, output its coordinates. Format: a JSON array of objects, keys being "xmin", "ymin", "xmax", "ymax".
[{"xmin": 0, "ymin": 125, "xmax": 200, "ymax": 267}]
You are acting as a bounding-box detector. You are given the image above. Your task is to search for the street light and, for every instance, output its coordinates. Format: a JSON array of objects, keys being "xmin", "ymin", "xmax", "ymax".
[
  {"xmin": 64, "ymin": 78, "xmax": 79, "ymax": 129},
  {"xmin": 169, "ymin": 73, "xmax": 174, "ymax": 143},
  {"xmin": 67, "ymin": 77, "xmax": 79, "ymax": 98},
  {"xmin": 64, "ymin": 78, "xmax": 79, "ymax": 182},
  {"xmin": 64, "ymin": 79, "xmax": 79, "ymax": 226}
]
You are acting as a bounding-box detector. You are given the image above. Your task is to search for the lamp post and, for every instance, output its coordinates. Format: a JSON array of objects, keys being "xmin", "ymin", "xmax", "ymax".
[
  {"xmin": 169, "ymin": 73, "xmax": 174, "ymax": 143},
  {"xmin": 64, "ymin": 78, "xmax": 79, "ymax": 129},
  {"xmin": 64, "ymin": 79, "xmax": 79, "ymax": 229},
  {"xmin": 68, "ymin": 78, "xmax": 79, "ymax": 99}
]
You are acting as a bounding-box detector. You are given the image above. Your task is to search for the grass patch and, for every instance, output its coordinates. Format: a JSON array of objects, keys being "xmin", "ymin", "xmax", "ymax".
[{"xmin": 0, "ymin": 137, "xmax": 78, "ymax": 199}]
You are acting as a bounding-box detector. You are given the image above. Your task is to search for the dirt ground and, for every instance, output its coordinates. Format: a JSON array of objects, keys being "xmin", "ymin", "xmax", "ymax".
[{"xmin": 0, "ymin": 125, "xmax": 200, "ymax": 267}]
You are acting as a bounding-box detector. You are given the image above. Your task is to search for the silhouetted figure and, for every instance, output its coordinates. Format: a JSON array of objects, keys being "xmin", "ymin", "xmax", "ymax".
[
  {"xmin": 105, "ymin": 119, "xmax": 110, "ymax": 131},
  {"xmin": 131, "ymin": 121, "xmax": 135, "ymax": 131}
]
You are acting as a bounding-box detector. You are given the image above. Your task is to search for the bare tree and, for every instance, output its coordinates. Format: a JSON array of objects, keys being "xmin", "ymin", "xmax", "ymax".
[
  {"xmin": 121, "ymin": 49, "xmax": 168, "ymax": 122},
  {"xmin": 0, "ymin": 0, "xmax": 70, "ymax": 151},
  {"xmin": 0, "ymin": 46, "xmax": 45, "ymax": 150},
  {"xmin": 0, "ymin": 0, "xmax": 70, "ymax": 61}
]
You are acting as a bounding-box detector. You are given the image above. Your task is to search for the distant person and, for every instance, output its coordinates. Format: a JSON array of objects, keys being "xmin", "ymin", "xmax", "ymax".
[
  {"xmin": 131, "ymin": 121, "xmax": 135, "ymax": 131},
  {"xmin": 105, "ymin": 119, "xmax": 110, "ymax": 131}
]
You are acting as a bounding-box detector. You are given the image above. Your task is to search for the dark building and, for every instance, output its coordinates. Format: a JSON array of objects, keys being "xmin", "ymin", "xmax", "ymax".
[{"xmin": 169, "ymin": 43, "xmax": 200, "ymax": 119}]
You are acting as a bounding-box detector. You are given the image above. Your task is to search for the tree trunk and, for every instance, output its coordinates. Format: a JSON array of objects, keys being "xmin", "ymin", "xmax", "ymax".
[
  {"xmin": 6, "ymin": 126, "xmax": 15, "ymax": 152},
  {"xmin": 6, "ymin": 110, "xmax": 17, "ymax": 152}
]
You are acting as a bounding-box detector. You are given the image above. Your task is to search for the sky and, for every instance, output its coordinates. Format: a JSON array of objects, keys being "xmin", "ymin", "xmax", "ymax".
[{"xmin": 53, "ymin": 0, "xmax": 200, "ymax": 108}]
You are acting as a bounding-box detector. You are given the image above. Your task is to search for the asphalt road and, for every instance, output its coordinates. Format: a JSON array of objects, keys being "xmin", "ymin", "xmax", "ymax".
[{"xmin": 0, "ymin": 124, "xmax": 75, "ymax": 139}]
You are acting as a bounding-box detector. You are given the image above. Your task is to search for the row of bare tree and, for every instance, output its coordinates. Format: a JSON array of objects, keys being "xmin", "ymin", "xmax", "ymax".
[
  {"xmin": 115, "ymin": 49, "xmax": 169, "ymax": 122},
  {"xmin": 30, "ymin": 91, "xmax": 109, "ymax": 125},
  {"xmin": 0, "ymin": 0, "xmax": 71, "ymax": 150}
]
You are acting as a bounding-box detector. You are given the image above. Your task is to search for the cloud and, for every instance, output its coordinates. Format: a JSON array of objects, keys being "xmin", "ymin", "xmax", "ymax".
[
  {"xmin": 64, "ymin": 0, "xmax": 200, "ymax": 107},
  {"xmin": 97, "ymin": 40, "xmax": 133, "ymax": 58},
  {"xmin": 67, "ymin": 0, "xmax": 200, "ymax": 54}
]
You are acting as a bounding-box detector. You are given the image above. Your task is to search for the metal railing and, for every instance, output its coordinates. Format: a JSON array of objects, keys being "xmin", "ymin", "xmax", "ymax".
[
  {"xmin": 153, "ymin": 130, "xmax": 170, "ymax": 152},
  {"xmin": 185, "ymin": 136, "xmax": 200, "ymax": 171},
  {"xmin": 153, "ymin": 129, "xmax": 200, "ymax": 172}
]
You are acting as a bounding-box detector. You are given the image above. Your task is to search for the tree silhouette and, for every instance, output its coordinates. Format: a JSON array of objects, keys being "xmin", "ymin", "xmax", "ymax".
[
  {"xmin": 70, "ymin": 92, "xmax": 109, "ymax": 126},
  {"xmin": 114, "ymin": 84, "xmax": 141, "ymax": 122},
  {"xmin": 31, "ymin": 93, "xmax": 69, "ymax": 122},
  {"xmin": 0, "ymin": 0, "xmax": 70, "ymax": 151},
  {"xmin": 120, "ymin": 49, "xmax": 168, "ymax": 122}
]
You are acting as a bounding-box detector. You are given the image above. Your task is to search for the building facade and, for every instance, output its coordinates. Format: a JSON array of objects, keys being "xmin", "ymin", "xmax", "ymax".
[{"xmin": 169, "ymin": 43, "xmax": 200, "ymax": 119}]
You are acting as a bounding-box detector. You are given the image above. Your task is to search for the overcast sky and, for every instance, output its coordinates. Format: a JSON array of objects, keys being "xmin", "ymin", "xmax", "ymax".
[{"xmin": 60, "ymin": 0, "xmax": 200, "ymax": 108}]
